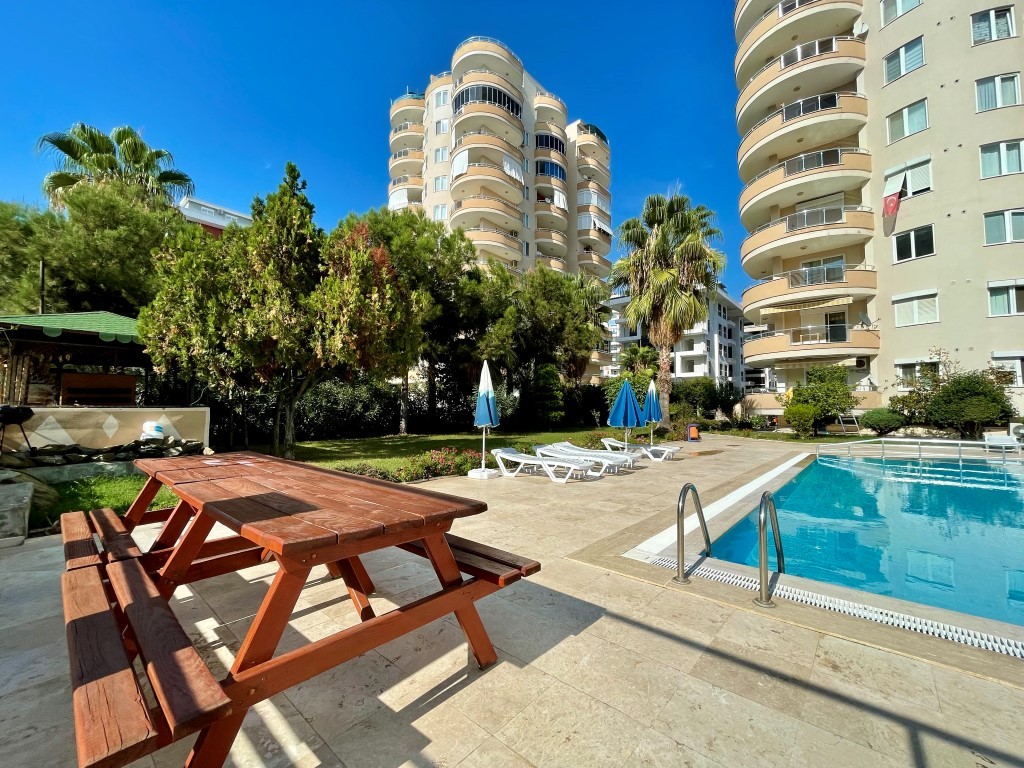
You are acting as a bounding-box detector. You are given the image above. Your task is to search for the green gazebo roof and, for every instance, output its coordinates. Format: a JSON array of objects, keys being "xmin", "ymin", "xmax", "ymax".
[{"xmin": 0, "ymin": 312, "xmax": 141, "ymax": 344}]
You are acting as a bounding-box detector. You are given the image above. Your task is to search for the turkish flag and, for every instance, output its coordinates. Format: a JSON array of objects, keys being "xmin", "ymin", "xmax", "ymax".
[{"xmin": 882, "ymin": 192, "xmax": 902, "ymax": 237}]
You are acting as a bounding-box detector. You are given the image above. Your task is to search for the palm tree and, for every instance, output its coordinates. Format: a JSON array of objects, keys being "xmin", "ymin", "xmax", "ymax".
[
  {"xmin": 37, "ymin": 123, "xmax": 194, "ymax": 207},
  {"xmin": 611, "ymin": 193, "xmax": 725, "ymax": 426},
  {"xmin": 619, "ymin": 343, "xmax": 658, "ymax": 375}
]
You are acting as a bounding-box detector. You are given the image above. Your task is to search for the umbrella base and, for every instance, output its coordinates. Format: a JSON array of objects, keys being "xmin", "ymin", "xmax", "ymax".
[{"xmin": 467, "ymin": 468, "xmax": 501, "ymax": 480}]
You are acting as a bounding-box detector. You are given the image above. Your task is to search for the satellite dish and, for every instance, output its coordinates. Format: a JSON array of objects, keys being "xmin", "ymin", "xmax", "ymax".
[
  {"xmin": 853, "ymin": 21, "xmax": 869, "ymax": 37},
  {"xmin": 858, "ymin": 313, "xmax": 876, "ymax": 327}
]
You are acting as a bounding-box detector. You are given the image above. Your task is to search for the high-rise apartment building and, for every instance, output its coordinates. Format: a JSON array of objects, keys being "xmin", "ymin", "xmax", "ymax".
[
  {"xmin": 387, "ymin": 37, "xmax": 612, "ymax": 281},
  {"xmin": 734, "ymin": 0, "xmax": 1024, "ymax": 413}
]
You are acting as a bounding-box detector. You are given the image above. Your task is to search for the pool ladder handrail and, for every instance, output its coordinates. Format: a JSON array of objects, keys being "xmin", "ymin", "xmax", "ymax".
[
  {"xmin": 754, "ymin": 490, "xmax": 786, "ymax": 608},
  {"xmin": 672, "ymin": 482, "xmax": 712, "ymax": 585}
]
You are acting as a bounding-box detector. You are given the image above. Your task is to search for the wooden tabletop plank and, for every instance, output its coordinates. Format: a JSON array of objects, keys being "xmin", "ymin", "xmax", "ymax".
[
  {"xmin": 154, "ymin": 463, "xmax": 274, "ymax": 486},
  {"xmin": 135, "ymin": 452, "xmax": 273, "ymax": 476}
]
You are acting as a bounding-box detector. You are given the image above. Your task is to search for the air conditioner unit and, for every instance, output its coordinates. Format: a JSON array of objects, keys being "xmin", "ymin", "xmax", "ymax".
[
  {"xmin": 854, "ymin": 357, "xmax": 869, "ymax": 370},
  {"xmin": 1010, "ymin": 423, "xmax": 1024, "ymax": 439}
]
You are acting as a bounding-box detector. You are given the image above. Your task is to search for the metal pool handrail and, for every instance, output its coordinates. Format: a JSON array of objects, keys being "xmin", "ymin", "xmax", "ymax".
[
  {"xmin": 754, "ymin": 491, "xmax": 785, "ymax": 608},
  {"xmin": 815, "ymin": 437, "xmax": 1021, "ymax": 465},
  {"xmin": 673, "ymin": 483, "xmax": 711, "ymax": 585}
]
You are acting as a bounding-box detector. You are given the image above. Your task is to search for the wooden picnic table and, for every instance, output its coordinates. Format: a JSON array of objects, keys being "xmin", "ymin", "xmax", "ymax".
[{"xmin": 59, "ymin": 452, "xmax": 539, "ymax": 768}]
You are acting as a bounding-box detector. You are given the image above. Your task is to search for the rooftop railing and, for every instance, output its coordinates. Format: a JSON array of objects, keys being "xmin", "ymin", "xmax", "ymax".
[
  {"xmin": 455, "ymin": 36, "xmax": 523, "ymax": 66},
  {"xmin": 577, "ymin": 123, "xmax": 610, "ymax": 145}
]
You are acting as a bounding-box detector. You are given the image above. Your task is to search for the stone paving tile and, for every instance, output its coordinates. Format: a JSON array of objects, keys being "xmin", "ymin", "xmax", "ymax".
[
  {"xmin": 496, "ymin": 680, "xmax": 648, "ymax": 768},
  {"xmin": 0, "ymin": 676, "xmax": 75, "ymax": 768},
  {"xmin": 584, "ymin": 609, "xmax": 715, "ymax": 675},
  {"xmin": 444, "ymin": 652, "xmax": 557, "ymax": 734},
  {"xmin": 457, "ymin": 737, "xmax": 535, "ymax": 768},
  {"xmin": 641, "ymin": 588, "xmax": 737, "ymax": 637},
  {"xmin": 931, "ymin": 665, "xmax": 1024, "ymax": 759},
  {"xmin": 623, "ymin": 727, "xmax": 727, "ymax": 768}
]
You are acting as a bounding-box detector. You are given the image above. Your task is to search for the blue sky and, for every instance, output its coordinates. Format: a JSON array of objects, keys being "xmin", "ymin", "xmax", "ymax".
[{"xmin": 0, "ymin": 2, "xmax": 746, "ymax": 292}]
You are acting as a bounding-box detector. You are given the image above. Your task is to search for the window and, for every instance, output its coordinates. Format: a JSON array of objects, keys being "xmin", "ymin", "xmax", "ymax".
[
  {"xmin": 885, "ymin": 158, "xmax": 933, "ymax": 199},
  {"xmin": 523, "ymin": 214, "xmax": 529, "ymax": 229},
  {"xmin": 434, "ymin": 90, "xmax": 449, "ymax": 108},
  {"xmin": 452, "ymin": 85, "xmax": 522, "ymax": 118},
  {"xmin": 888, "ymin": 99, "xmax": 928, "ymax": 142},
  {"xmin": 906, "ymin": 550, "xmax": 955, "ymax": 589},
  {"xmin": 435, "ymin": 119, "xmax": 449, "ymax": 134},
  {"xmin": 972, "ymin": 7, "xmax": 1015, "ymax": 44},
  {"xmin": 988, "ymin": 282, "xmax": 1024, "ymax": 316},
  {"xmin": 535, "ymin": 160, "xmax": 567, "ymax": 181},
  {"xmin": 434, "ymin": 147, "xmax": 449, "ymax": 163},
  {"xmin": 578, "ymin": 189, "xmax": 611, "ymax": 214},
  {"xmin": 884, "ymin": 37, "xmax": 925, "ymax": 83},
  {"xmin": 535, "ymin": 133, "xmax": 566, "ymax": 154},
  {"xmin": 896, "ymin": 361, "xmax": 939, "ymax": 386},
  {"xmin": 893, "ymin": 292, "xmax": 939, "ymax": 326},
  {"xmin": 882, "ymin": 0, "xmax": 921, "ymax": 25},
  {"xmin": 992, "ymin": 356, "xmax": 1024, "ymax": 387},
  {"xmin": 977, "ymin": 74, "xmax": 1021, "ymax": 110},
  {"xmin": 433, "ymin": 175, "xmax": 448, "ymax": 192},
  {"xmin": 894, "ymin": 225, "xmax": 935, "ymax": 262},
  {"xmin": 980, "ymin": 140, "xmax": 1022, "ymax": 178},
  {"xmin": 432, "ymin": 204, "xmax": 447, "ymax": 221},
  {"xmin": 984, "ymin": 209, "xmax": 1024, "ymax": 244}
]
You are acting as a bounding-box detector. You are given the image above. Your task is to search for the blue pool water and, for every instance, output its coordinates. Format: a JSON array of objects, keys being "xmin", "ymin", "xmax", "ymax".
[{"xmin": 712, "ymin": 456, "xmax": 1024, "ymax": 627}]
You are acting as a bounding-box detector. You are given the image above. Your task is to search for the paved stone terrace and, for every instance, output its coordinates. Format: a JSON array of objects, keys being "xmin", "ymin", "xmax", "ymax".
[{"xmin": 2, "ymin": 435, "xmax": 1023, "ymax": 767}]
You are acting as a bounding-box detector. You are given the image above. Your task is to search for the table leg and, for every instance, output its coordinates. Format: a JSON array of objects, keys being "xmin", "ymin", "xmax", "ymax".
[
  {"xmin": 421, "ymin": 534, "xmax": 498, "ymax": 669},
  {"xmin": 123, "ymin": 476, "xmax": 162, "ymax": 530},
  {"xmin": 185, "ymin": 558, "xmax": 312, "ymax": 767},
  {"xmin": 155, "ymin": 511, "xmax": 214, "ymax": 600},
  {"xmin": 327, "ymin": 558, "xmax": 375, "ymax": 621},
  {"xmin": 148, "ymin": 499, "xmax": 196, "ymax": 552}
]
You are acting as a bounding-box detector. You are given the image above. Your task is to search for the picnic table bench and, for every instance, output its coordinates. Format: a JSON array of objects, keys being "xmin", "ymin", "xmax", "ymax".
[{"xmin": 59, "ymin": 452, "xmax": 538, "ymax": 768}]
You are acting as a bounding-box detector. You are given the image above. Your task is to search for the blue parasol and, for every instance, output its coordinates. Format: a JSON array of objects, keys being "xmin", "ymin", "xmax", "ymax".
[
  {"xmin": 641, "ymin": 379, "xmax": 663, "ymax": 446},
  {"xmin": 608, "ymin": 379, "xmax": 644, "ymax": 449},
  {"xmin": 473, "ymin": 361, "xmax": 499, "ymax": 474}
]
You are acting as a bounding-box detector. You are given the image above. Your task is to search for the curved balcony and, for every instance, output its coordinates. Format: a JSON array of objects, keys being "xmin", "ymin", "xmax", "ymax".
[
  {"xmin": 535, "ymin": 228, "xmax": 568, "ymax": 258},
  {"xmin": 465, "ymin": 227, "xmax": 523, "ymax": 267},
  {"xmin": 741, "ymin": 205, "xmax": 873, "ymax": 275},
  {"xmin": 535, "ymin": 93, "xmax": 567, "ymax": 126},
  {"xmin": 736, "ymin": 1, "xmax": 864, "ymax": 86},
  {"xmin": 453, "ymin": 130, "xmax": 523, "ymax": 163},
  {"xmin": 451, "ymin": 163, "xmax": 525, "ymax": 205},
  {"xmin": 742, "ymin": 266, "xmax": 877, "ymax": 322},
  {"xmin": 389, "ymin": 149, "xmax": 424, "ymax": 176},
  {"xmin": 534, "ymin": 200, "xmax": 569, "ymax": 231},
  {"xmin": 739, "ymin": 147, "xmax": 871, "ymax": 228},
  {"xmin": 450, "ymin": 195, "xmax": 524, "ymax": 232},
  {"xmin": 590, "ymin": 349, "xmax": 613, "ymax": 366},
  {"xmin": 577, "ymin": 251, "xmax": 612, "ymax": 277},
  {"xmin": 575, "ymin": 124, "xmax": 611, "ymax": 165},
  {"xmin": 537, "ymin": 120, "xmax": 567, "ymax": 142},
  {"xmin": 737, "ymin": 37, "xmax": 866, "ymax": 135},
  {"xmin": 578, "ymin": 228, "xmax": 613, "ymax": 253},
  {"xmin": 536, "ymin": 174, "xmax": 568, "ymax": 197},
  {"xmin": 452, "ymin": 102, "xmax": 524, "ymax": 146},
  {"xmin": 453, "ymin": 70, "xmax": 524, "ymax": 102},
  {"xmin": 390, "ymin": 94, "xmax": 425, "ymax": 126},
  {"xmin": 738, "ymin": 92, "xmax": 868, "ymax": 182},
  {"xmin": 536, "ymin": 255, "xmax": 568, "ymax": 273},
  {"xmin": 452, "ymin": 37, "xmax": 524, "ymax": 83},
  {"xmin": 534, "ymin": 147, "xmax": 568, "ymax": 168},
  {"xmin": 577, "ymin": 178, "xmax": 611, "ymax": 199},
  {"xmin": 389, "ymin": 122, "xmax": 425, "ymax": 152},
  {"xmin": 390, "ymin": 175, "xmax": 424, "ymax": 192},
  {"xmin": 743, "ymin": 326, "xmax": 879, "ymax": 366},
  {"xmin": 735, "ymin": 0, "xmax": 780, "ymax": 38},
  {"xmin": 577, "ymin": 151, "xmax": 611, "ymax": 186}
]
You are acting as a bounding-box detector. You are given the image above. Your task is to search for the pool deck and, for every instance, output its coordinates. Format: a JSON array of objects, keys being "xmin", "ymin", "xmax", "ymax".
[{"xmin": 3, "ymin": 434, "xmax": 1023, "ymax": 767}]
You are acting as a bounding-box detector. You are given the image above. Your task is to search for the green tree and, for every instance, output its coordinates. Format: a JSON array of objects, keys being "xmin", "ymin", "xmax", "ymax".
[
  {"xmin": 860, "ymin": 408, "xmax": 905, "ymax": 436},
  {"xmin": 784, "ymin": 403, "xmax": 818, "ymax": 439},
  {"xmin": 141, "ymin": 163, "xmax": 421, "ymax": 457},
  {"xmin": 925, "ymin": 372, "xmax": 1016, "ymax": 438},
  {"xmin": 38, "ymin": 123, "xmax": 194, "ymax": 207},
  {"xmin": 714, "ymin": 380, "xmax": 744, "ymax": 419},
  {"xmin": 618, "ymin": 344, "xmax": 658, "ymax": 375},
  {"xmin": 0, "ymin": 202, "xmax": 50, "ymax": 313},
  {"xmin": 787, "ymin": 365, "xmax": 857, "ymax": 431},
  {"xmin": 611, "ymin": 193, "xmax": 725, "ymax": 427},
  {"xmin": 672, "ymin": 377, "xmax": 718, "ymax": 417}
]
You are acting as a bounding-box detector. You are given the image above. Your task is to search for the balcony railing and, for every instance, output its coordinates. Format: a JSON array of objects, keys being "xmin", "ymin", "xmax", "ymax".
[
  {"xmin": 453, "ymin": 101, "xmax": 523, "ymax": 124},
  {"xmin": 455, "ymin": 162, "xmax": 524, "ymax": 187},
  {"xmin": 747, "ymin": 204, "xmax": 872, "ymax": 237},
  {"xmin": 464, "ymin": 226, "xmax": 522, "ymax": 246},
  {"xmin": 738, "ymin": 0, "xmax": 822, "ymax": 48},
  {"xmin": 390, "ymin": 122, "xmax": 424, "ymax": 136},
  {"xmin": 391, "ymin": 92, "xmax": 425, "ymax": 106},
  {"xmin": 741, "ymin": 91, "xmax": 862, "ymax": 144},
  {"xmin": 451, "ymin": 195, "xmax": 524, "ymax": 221},
  {"xmin": 390, "ymin": 148, "xmax": 422, "ymax": 161},
  {"xmin": 747, "ymin": 324, "xmax": 854, "ymax": 345},
  {"xmin": 453, "ymin": 69, "xmax": 523, "ymax": 93},
  {"xmin": 745, "ymin": 146, "xmax": 868, "ymax": 187},
  {"xmin": 749, "ymin": 263, "xmax": 872, "ymax": 291},
  {"xmin": 577, "ymin": 123, "xmax": 610, "ymax": 145},
  {"xmin": 744, "ymin": 36, "xmax": 859, "ymax": 88},
  {"xmin": 390, "ymin": 175, "xmax": 422, "ymax": 188},
  {"xmin": 455, "ymin": 36, "xmax": 523, "ymax": 66}
]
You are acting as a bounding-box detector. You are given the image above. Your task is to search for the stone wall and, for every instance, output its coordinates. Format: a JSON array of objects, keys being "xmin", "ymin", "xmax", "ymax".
[{"xmin": 0, "ymin": 407, "xmax": 210, "ymax": 452}]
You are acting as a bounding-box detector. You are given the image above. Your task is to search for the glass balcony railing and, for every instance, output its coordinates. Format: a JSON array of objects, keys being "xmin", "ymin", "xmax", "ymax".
[{"xmin": 744, "ymin": 147, "xmax": 868, "ymax": 188}]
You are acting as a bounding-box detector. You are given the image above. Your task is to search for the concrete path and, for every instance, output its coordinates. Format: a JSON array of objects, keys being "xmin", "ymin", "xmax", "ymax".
[{"xmin": 2, "ymin": 435, "xmax": 1022, "ymax": 767}]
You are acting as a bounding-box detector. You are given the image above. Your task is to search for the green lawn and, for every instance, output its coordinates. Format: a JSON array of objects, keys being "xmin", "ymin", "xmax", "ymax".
[{"xmin": 52, "ymin": 475, "xmax": 177, "ymax": 520}]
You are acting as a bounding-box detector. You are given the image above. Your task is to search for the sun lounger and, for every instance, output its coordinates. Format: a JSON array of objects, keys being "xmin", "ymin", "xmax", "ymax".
[
  {"xmin": 982, "ymin": 434, "xmax": 1022, "ymax": 453},
  {"xmin": 548, "ymin": 441, "xmax": 641, "ymax": 469},
  {"xmin": 491, "ymin": 448, "xmax": 594, "ymax": 483},
  {"xmin": 534, "ymin": 445, "xmax": 630, "ymax": 476},
  {"xmin": 601, "ymin": 437, "xmax": 681, "ymax": 462}
]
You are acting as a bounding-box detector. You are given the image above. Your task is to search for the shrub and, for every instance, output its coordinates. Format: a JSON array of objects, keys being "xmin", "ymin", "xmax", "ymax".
[
  {"xmin": 714, "ymin": 381, "xmax": 744, "ymax": 418},
  {"xmin": 296, "ymin": 378, "xmax": 400, "ymax": 440},
  {"xmin": 788, "ymin": 365, "xmax": 857, "ymax": 430},
  {"xmin": 671, "ymin": 377, "xmax": 717, "ymax": 417},
  {"xmin": 531, "ymin": 364, "xmax": 565, "ymax": 427},
  {"xmin": 563, "ymin": 384, "xmax": 607, "ymax": 427},
  {"xmin": 784, "ymin": 404, "xmax": 818, "ymax": 438},
  {"xmin": 860, "ymin": 408, "xmax": 905, "ymax": 436},
  {"xmin": 750, "ymin": 414, "xmax": 769, "ymax": 431},
  {"xmin": 603, "ymin": 371, "xmax": 652, "ymax": 410},
  {"xmin": 926, "ymin": 372, "xmax": 1016, "ymax": 438}
]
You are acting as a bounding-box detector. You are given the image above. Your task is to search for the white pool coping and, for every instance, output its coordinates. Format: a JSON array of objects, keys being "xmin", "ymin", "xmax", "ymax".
[{"xmin": 623, "ymin": 452, "xmax": 810, "ymax": 564}]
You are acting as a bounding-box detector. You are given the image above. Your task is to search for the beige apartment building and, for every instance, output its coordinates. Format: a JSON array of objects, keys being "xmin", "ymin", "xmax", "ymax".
[
  {"xmin": 387, "ymin": 37, "xmax": 613, "ymax": 288},
  {"xmin": 734, "ymin": 0, "xmax": 1024, "ymax": 414}
]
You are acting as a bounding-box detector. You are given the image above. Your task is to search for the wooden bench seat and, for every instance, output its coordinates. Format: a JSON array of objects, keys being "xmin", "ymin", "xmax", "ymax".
[
  {"xmin": 399, "ymin": 534, "xmax": 540, "ymax": 588},
  {"xmin": 89, "ymin": 507, "xmax": 143, "ymax": 561},
  {"xmin": 62, "ymin": 511, "xmax": 102, "ymax": 570}
]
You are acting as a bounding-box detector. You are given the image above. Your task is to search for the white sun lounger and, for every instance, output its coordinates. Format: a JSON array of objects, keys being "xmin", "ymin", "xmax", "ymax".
[
  {"xmin": 982, "ymin": 434, "xmax": 1022, "ymax": 453},
  {"xmin": 548, "ymin": 441, "xmax": 640, "ymax": 470},
  {"xmin": 491, "ymin": 448, "xmax": 594, "ymax": 483},
  {"xmin": 534, "ymin": 445, "xmax": 630, "ymax": 476},
  {"xmin": 601, "ymin": 437, "xmax": 682, "ymax": 462}
]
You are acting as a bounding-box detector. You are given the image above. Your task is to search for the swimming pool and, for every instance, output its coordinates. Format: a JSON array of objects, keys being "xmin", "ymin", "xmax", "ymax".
[{"xmin": 712, "ymin": 456, "xmax": 1024, "ymax": 627}]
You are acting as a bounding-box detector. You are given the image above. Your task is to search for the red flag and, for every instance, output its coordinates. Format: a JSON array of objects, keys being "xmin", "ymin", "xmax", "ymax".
[{"xmin": 883, "ymin": 193, "xmax": 901, "ymax": 218}]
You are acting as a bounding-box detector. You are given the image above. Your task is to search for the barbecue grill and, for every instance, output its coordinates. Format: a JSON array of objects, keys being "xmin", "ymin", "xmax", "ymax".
[{"xmin": 0, "ymin": 405, "xmax": 34, "ymax": 452}]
